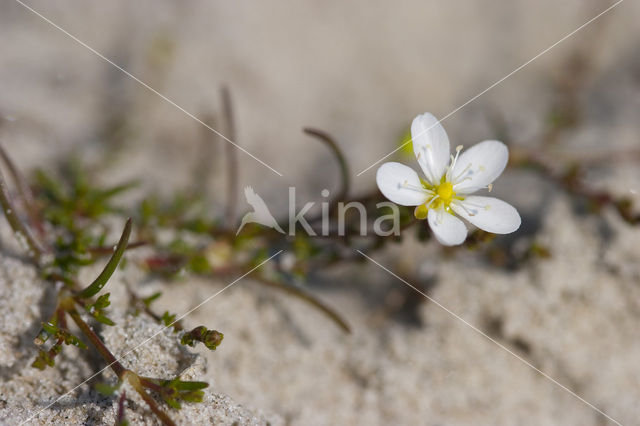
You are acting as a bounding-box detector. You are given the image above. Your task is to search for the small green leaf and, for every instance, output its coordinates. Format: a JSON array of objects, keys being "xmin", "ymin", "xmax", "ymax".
[
  {"xmin": 94, "ymin": 293, "xmax": 111, "ymax": 309},
  {"xmin": 152, "ymin": 377, "xmax": 209, "ymax": 409},
  {"xmin": 164, "ymin": 397, "xmax": 181, "ymax": 410},
  {"xmin": 161, "ymin": 311, "xmax": 177, "ymax": 328},
  {"xmin": 63, "ymin": 332, "xmax": 88, "ymax": 349},
  {"xmin": 37, "ymin": 321, "xmax": 87, "ymax": 349},
  {"xmin": 179, "ymin": 390, "xmax": 205, "ymax": 403},
  {"xmin": 142, "ymin": 292, "xmax": 162, "ymax": 307},
  {"xmin": 32, "ymin": 346, "xmax": 61, "ymax": 370},
  {"xmin": 171, "ymin": 380, "xmax": 208, "ymax": 391},
  {"xmin": 41, "ymin": 321, "xmax": 58, "ymax": 336},
  {"xmin": 32, "ymin": 350, "xmax": 53, "ymax": 370},
  {"xmin": 85, "ymin": 293, "xmax": 115, "ymax": 326},
  {"xmin": 94, "ymin": 381, "xmax": 122, "ymax": 396},
  {"xmin": 94, "ymin": 313, "xmax": 116, "ymax": 326}
]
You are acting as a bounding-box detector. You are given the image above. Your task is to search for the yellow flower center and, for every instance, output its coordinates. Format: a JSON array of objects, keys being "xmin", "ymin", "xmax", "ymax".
[
  {"xmin": 436, "ymin": 182, "xmax": 454, "ymax": 203},
  {"xmin": 414, "ymin": 181, "xmax": 457, "ymax": 220}
]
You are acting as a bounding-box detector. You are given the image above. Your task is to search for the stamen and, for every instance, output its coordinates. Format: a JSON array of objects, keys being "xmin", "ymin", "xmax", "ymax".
[
  {"xmin": 445, "ymin": 145, "xmax": 464, "ymax": 182},
  {"xmin": 425, "ymin": 195, "xmax": 440, "ymax": 209},
  {"xmin": 445, "ymin": 155, "xmax": 454, "ymax": 181},
  {"xmin": 452, "ymin": 176, "xmax": 472, "ymax": 188},
  {"xmin": 455, "ymin": 198, "xmax": 493, "ymax": 216},
  {"xmin": 401, "ymin": 180, "xmax": 432, "ymax": 194},
  {"xmin": 452, "ymin": 200, "xmax": 477, "ymax": 217},
  {"xmin": 452, "ymin": 163, "xmax": 472, "ymax": 184},
  {"xmin": 487, "ymin": 183, "xmax": 493, "ymax": 192}
]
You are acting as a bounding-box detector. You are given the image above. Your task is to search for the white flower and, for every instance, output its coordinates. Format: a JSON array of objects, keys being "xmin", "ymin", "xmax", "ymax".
[{"xmin": 376, "ymin": 112, "xmax": 521, "ymax": 246}]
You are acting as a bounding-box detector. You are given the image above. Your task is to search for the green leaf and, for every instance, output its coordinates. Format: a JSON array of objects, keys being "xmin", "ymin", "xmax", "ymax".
[
  {"xmin": 34, "ymin": 169, "xmax": 66, "ymax": 204},
  {"xmin": 31, "ymin": 346, "xmax": 61, "ymax": 370},
  {"xmin": 94, "ymin": 293, "xmax": 111, "ymax": 309},
  {"xmin": 171, "ymin": 380, "xmax": 208, "ymax": 391},
  {"xmin": 76, "ymin": 218, "xmax": 132, "ymax": 298},
  {"xmin": 63, "ymin": 332, "xmax": 88, "ymax": 349},
  {"xmin": 98, "ymin": 181, "xmax": 139, "ymax": 200},
  {"xmin": 41, "ymin": 321, "xmax": 58, "ymax": 336},
  {"xmin": 142, "ymin": 292, "xmax": 162, "ymax": 307},
  {"xmin": 37, "ymin": 321, "xmax": 87, "ymax": 349},
  {"xmin": 164, "ymin": 397, "xmax": 181, "ymax": 410},
  {"xmin": 85, "ymin": 293, "xmax": 115, "ymax": 326},
  {"xmin": 94, "ymin": 313, "xmax": 116, "ymax": 326},
  {"xmin": 159, "ymin": 378, "xmax": 208, "ymax": 409},
  {"xmin": 94, "ymin": 381, "xmax": 122, "ymax": 396},
  {"xmin": 161, "ymin": 311, "xmax": 177, "ymax": 328}
]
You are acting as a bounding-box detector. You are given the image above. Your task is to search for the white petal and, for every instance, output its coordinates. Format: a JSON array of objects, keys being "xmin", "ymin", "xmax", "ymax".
[
  {"xmin": 376, "ymin": 162, "xmax": 430, "ymax": 206},
  {"xmin": 451, "ymin": 196, "xmax": 521, "ymax": 234},
  {"xmin": 427, "ymin": 206, "xmax": 467, "ymax": 246},
  {"xmin": 411, "ymin": 113, "xmax": 450, "ymax": 185},
  {"xmin": 450, "ymin": 140, "xmax": 508, "ymax": 194}
]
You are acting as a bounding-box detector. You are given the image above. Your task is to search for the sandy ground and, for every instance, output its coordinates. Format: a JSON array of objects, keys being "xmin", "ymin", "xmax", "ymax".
[{"xmin": 1, "ymin": 1, "xmax": 640, "ymax": 425}]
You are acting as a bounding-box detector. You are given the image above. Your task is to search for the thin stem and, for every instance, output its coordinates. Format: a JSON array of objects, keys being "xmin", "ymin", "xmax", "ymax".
[
  {"xmin": 0, "ymin": 145, "xmax": 34, "ymax": 205},
  {"xmin": 510, "ymin": 150, "xmax": 639, "ymax": 225},
  {"xmin": 76, "ymin": 218, "xmax": 132, "ymax": 298},
  {"xmin": 252, "ymin": 274, "xmax": 351, "ymax": 333},
  {"xmin": 194, "ymin": 113, "xmax": 218, "ymax": 194},
  {"xmin": 125, "ymin": 372, "xmax": 176, "ymax": 426},
  {"xmin": 221, "ymin": 86, "xmax": 238, "ymax": 230},
  {"xmin": 125, "ymin": 285, "xmax": 184, "ymax": 331},
  {"xmin": 66, "ymin": 305, "xmax": 126, "ymax": 378},
  {"xmin": 0, "ymin": 169, "xmax": 45, "ymax": 263},
  {"xmin": 67, "ymin": 298, "xmax": 176, "ymax": 426},
  {"xmin": 304, "ymin": 128, "xmax": 350, "ymax": 209},
  {"xmin": 0, "ymin": 144, "xmax": 45, "ymax": 236},
  {"xmin": 138, "ymin": 376, "xmax": 164, "ymax": 392},
  {"xmin": 115, "ymin": 390, "xmax": 127, "ymax": 426}
]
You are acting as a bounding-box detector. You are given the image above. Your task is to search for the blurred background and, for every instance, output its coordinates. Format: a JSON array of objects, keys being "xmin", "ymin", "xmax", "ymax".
[{"xmin": 1, "ymin": 0, "xmax": 639, "ymax": 424}]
